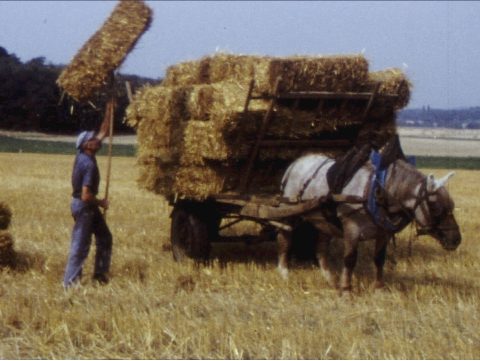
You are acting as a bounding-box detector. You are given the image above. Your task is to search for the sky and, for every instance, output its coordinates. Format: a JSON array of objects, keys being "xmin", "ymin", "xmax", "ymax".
[{"xmin": 1, "ymin": 1, "xmax": 479, "ymax": 109}]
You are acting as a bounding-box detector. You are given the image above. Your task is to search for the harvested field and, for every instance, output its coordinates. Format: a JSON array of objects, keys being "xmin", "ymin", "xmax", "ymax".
[
  {"xmin": 0, "ymin": 152, "xmax": 478, "ymax": 359},
  {"xmin": 398, "ymin": 127, "xmax": 480, "ymax": 157}
]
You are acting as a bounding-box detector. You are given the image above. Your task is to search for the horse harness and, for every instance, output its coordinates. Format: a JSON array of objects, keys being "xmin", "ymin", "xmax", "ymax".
[
  {"xmin": 286, "ymin": 148, "xmax": 456, "ymax": 237},
  {"xmin": 367, "ymin": 153, "xmax": 458, "ymax": 236}
]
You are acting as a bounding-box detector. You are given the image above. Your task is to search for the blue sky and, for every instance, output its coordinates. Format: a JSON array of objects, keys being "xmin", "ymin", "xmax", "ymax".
[{"xmin": 1, "ymin": 1, "xmax": 479, "ymax": 109}]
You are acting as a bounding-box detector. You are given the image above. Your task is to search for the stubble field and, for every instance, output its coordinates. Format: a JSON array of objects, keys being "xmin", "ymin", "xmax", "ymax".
[{"xmin": 0, "ymin": 152, "xmax": 479, "ymax": 359}]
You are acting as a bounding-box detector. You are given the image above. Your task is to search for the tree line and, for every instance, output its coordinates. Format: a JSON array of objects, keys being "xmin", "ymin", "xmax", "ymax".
[
  {"xmin": 2, "ymin": 46, "xmax": 479, "ymax": 133},
  {"xmin": 0, "ymin": 46, "xmax": 159, "ymax": 134}
]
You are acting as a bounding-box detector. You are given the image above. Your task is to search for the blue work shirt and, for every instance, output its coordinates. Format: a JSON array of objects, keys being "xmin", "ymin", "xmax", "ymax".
[{"xmin": 71, "ymin": 152, "xmax": 100, "ymax": 199}]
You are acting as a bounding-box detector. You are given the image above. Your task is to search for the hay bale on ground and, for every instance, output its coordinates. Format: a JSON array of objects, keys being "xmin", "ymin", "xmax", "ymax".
[
  {"xmin": 0, "ymin": 202, "xmax": 12, "ymax": 230},
  {"xmin": 0, "ymin": 230, "xmax": 14, "ymax": 266},
  {"xmin": 57, "ymin": 0, "xmax": 152, "ymax": 102}
]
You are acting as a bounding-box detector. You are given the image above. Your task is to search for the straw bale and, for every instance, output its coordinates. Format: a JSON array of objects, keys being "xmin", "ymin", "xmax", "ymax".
[
  {"xmin": 181, "ymin": 119, "xmax": 346, "ymax": 165},
  {"xmin": 356, "ymin": 111, "xmax": 397, "ymax": 149},
  {"xmin": 181, "ymin": 121, "xmax": 244, "ymax": 165},
  {"xmin": 126, "ymin": 84, "xmax": 192, "ymax": 161},
  {"xmin": 185, "ymin": 80, "xmax": 365, "ymax": 137},
  {"xmin": 172, "ymin": 160, "xmax": 294, "ymax": 200},
  {"xmin": 253, "ymin": 54, "xmax": 369, "ymax": 94},
  {"xmin": 57, "ymin": 0, "xmax": 152, "ymax": 102},
  {"xmin": 366, "ymin": 68, "xmax": 411, "ymax": 110},
  {"xmin": 136, "ymin": 152, "xmax": 298, "ymax": 200},
  {"xmin": 135, "ymin": 158, "xmax": 225, "ymax": 200},
  {"xmin": 0, "ymin": 202, "xmax": 12, "ymax": 230},
  {"xmin": 173, "ymin": 165, "xmax": 226, "ymax": 199},
  {"xmin": 136, "ymin": 156, "xmax": 177, "ymax": 195},
  {"xmin": 185, "ymin": 81, "xmax": 263, "ymax": 120},
  {"xmin": 129, "ymin": 52, "xmax": 412, "ymax": 200},
  {"xmin": 162, "ymin": 58, "xmax": 210, "ymax": 86},
  {"xmin": 162, "ymin": 53, "xmax": 369, "ymax": 94},
  {"xmin": 207, "ymin": 53, "xmax": 258, "ymax": 83},
  {"xmin": 218, "ymin": 106, "xmax": 364, "ymax": 140}
]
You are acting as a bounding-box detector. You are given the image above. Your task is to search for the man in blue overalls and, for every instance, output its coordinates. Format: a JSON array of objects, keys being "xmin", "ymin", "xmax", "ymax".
[{"xmin": 63, "ymin": 101, "xmax": 113, "ymax": 288}]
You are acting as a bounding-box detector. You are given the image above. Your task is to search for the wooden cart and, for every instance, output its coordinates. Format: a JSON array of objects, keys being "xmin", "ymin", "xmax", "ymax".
[{"xmin": 168, "ymin": 79, "xmax": 400, "ymax": 261}]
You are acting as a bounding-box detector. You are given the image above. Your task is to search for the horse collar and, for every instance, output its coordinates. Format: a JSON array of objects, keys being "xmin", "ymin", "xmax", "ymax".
[{"xmin": 366, "ymin": 150, "xmax": 415, "ymax": 232}]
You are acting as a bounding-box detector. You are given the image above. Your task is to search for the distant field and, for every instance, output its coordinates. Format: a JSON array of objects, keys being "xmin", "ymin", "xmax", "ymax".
[
  {"xmin": 0, "ymin": 153, "xmax": 478, "ymax": 359},
  {"xmin": 0, "ymin": 135, "xmax": 135, "ymax": 157},
  {"xmin": 1, "ymin": 128, "xmax": 480, "ymax": 169},
  {"xmin": 398, "ymin": 127, "xmax": 480, "ymax": 158}
]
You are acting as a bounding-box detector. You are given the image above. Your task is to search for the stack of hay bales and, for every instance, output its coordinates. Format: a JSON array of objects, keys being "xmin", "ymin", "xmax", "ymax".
[
  {"xmin": 126, "ymin": 53, "xmax": 411, "ymax": 200},
  {"xmin": 57, "ymin": 0, "xmax": 153, "ymax": 102},
  {"xmin": 0, "ymin": 201, "xmax": 14, "ymax": 265}
]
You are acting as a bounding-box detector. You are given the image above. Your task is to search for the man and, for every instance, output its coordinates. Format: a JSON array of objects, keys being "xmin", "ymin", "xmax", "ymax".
[{"xmin": 63, "ymin": 100, "xmax": 114, "ymax": 288}]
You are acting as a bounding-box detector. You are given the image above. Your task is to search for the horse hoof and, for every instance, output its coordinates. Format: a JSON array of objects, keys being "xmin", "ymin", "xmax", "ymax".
[
  {"xmin": 338, "ymin": 287, "xmax": 353, "ymax": 299},
  {"xmin": 321, "ymin": 270, "xmax": 338, "ymax": 289},
  {"xmin": 374, "ymin": 281, "xmax": 385, "ymax": 290}
]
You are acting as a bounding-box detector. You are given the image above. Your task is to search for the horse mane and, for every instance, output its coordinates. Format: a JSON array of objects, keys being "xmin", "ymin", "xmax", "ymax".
[{"xmin": 387, "ymin": 158, "xmax": 425, "ymax": 198}]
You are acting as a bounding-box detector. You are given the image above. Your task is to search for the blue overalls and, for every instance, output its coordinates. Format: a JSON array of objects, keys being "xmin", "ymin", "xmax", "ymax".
[{"xmin": 63, "ymin": 151, "xmax": 112, "ymax": 287}]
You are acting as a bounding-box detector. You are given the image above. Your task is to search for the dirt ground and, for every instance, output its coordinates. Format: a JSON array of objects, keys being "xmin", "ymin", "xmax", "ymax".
[{"xmin": 1, "ymin": 127, "xmax": 480, "ymax": 157}]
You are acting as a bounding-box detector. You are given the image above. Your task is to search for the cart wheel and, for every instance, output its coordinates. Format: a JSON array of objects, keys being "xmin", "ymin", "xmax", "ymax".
[
  {"xmin": 170, "ymin": 206, "xmax": 210, "ymax": 262},
  {"xmin": 206, "ymin": 212, "xmax": 221, "ymax": 241}
]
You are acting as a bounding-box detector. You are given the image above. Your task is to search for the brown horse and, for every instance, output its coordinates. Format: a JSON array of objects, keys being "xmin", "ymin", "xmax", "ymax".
[{"xmin": 279, "ymin": 153, "xmax": 461, "ymax": 292}]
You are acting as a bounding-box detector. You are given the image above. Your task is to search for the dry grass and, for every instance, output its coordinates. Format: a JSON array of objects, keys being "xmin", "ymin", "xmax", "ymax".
[{"xmin": 0, "ymin": 152, "xmax": 479, "ymax": 359}]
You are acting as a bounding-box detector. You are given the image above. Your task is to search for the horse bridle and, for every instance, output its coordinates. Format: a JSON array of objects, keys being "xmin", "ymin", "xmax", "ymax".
[
  {"xmin": 379, "ymin": 164, "xmax": 458, "ymax": 236},
  {"xmin": 394, "ymin": 175, "xmax": 458, "ymax": 236}
]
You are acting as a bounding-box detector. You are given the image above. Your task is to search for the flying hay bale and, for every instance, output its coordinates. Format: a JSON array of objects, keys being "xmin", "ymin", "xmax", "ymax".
[
  {"xmin": 163, "ymin": 53, "xmax": 369, "ymax": 94},
  {"xmin": 57, "ymin": 0, "xmax": 152, "ymax": 102},
  {"xmin": 0, "ymin": 202, "xmax": 12, "ymax": 230}
]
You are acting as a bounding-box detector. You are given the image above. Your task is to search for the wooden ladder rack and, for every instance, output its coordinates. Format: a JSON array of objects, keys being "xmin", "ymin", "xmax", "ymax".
[{"xmin": 237, "ymin": 79, "xmax": 398, "ymax": 193}]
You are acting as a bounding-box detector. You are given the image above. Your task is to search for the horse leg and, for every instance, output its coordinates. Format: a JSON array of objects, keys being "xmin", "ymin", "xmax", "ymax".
[
  {"xmin": 340, "ymin": 236, "xmax": 359, "ymax": 292},
  {"xmin": 315, "ymin": 233, "xmax": 337, "ymax": 288},
  {"xmin": 277, "ymin": 230, "xmax": 291, "ymax": 279},
  {"xmin": 373, "ymin": 235, "xmax": 389, "ymax": 289}
]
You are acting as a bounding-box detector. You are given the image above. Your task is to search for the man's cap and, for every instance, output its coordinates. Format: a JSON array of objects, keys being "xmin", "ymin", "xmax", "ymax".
[{"xmin": 76, "ymin": 131, "xmax": 96, "ymax": 150}]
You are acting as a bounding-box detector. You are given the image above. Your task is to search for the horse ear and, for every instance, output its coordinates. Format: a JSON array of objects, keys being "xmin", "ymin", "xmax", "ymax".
[
  {"xmin": 426, "ymin": 173, "xmax": 436, "ymax": 192},
  {"xmin": 434, "ymin": 171, "xmax": 455, "ymax": 190}
]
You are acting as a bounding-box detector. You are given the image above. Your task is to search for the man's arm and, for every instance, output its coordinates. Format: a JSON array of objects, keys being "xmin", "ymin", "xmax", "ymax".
[
  {"xmin": 96, "ymin": 99, "xmax": 115, "ymax": 141},
  {"xmin": 81, "ymin": 186, "xmax": 109, "ymax": 209}
]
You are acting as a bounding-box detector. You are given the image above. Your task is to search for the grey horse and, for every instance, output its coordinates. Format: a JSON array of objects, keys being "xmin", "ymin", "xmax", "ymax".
[{"xmin": 278, "ymin": 152, "xmax": 461, "ymax": 292}]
